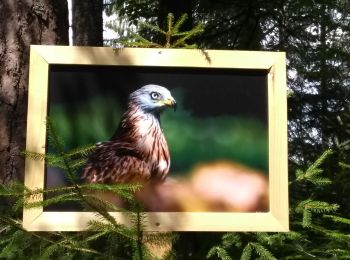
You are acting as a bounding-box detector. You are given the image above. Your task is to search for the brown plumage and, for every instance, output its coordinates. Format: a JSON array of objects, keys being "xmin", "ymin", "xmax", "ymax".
[{"xmin": 82, "ymin": 84, "xmax": 176, "ymax": 184}]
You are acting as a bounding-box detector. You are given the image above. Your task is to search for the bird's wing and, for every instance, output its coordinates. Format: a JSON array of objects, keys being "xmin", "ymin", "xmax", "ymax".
[{"xmin": 82, "ymin": 141, "xmax": 151, "ymax": 183}]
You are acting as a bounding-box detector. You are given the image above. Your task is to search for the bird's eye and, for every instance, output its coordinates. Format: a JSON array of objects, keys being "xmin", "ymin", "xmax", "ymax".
[{"xmin": 150, "ymin": 92, "xmax": 160, "ymax": 100}]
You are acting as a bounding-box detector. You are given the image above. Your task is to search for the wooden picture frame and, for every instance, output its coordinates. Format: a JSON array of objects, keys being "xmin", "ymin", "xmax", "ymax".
[{"xmin": 24, "ymin": 45, "xmax": 288, "ymax": 232}]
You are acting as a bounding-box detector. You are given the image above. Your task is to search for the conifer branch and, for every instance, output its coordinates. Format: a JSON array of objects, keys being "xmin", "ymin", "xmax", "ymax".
[
  {"xmin": 0, "ymin": 216, "xmax": 100, "ymax": 258},
  {"xmin": 323, "ymin": 215, "xmax": 350, "ymax": 225},
  {"xmin": 80, "ymin": 183, "xmax": 141, "ymax": 202},
  {"xmin": 142, "ymin": 231, "xmax": 176, "ymax": 247},
  {"xmin": 45, "ymin": 118, "xmax": 130, "ymax": 230},
  {"xmin": 221, "ymin": 233, "xmax": 242, "ymax": 248},
  {"xmin": 122, "ymin": 32, "xmax": 162, "ymax": 48},
  {"xmin": 240, "ymin": 244, "xmax": 252, "ymax": 260},
  {"xmin": 249, "ymin": 242, "xmax": 276, "ymax": 259},
  {"xmin": 296, "ymin": 199, "xmax": 339, "ymax": 227},
  {"xmin": 65, "ymin": 144, "xmax": 96, "ymax": 158},
  {"xmin": 121, "ymin": 13, "xmax": 204, "ymax": 49},
  {"xmin": 325, "ymin": 248, "xmax": 350, "ymax": 258},
  {"xmin": 173, "ymin": 14, "xmax": 188, "ymax": 33},
  {"xmin": 23, "ymin": 192, "xmax": 80, "ymax": 209},
  {"xmin": 339, "ymin": 161, "xmax": 350, "ymax": 170},
  {"xmin": 292, "ymin": 149, "xmax": 333, "ymax": 185},
  {"xmin": 207, "ymin": 246, "xmax": 231, "ymax": 260},
  {"xmin": 310, "ymin": 224, "xmax": 350, "ymax": 243}
]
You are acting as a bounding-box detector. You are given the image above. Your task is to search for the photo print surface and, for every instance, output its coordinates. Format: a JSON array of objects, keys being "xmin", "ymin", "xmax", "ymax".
[{"xmin": 47, "ymin": 65, "xmax": 269, "ymax": 212}]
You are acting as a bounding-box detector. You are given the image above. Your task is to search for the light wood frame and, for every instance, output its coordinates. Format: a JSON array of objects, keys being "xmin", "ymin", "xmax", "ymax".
[{"xmin": 24, "ymin": 45, "xmax": 288, "ymax": 232}]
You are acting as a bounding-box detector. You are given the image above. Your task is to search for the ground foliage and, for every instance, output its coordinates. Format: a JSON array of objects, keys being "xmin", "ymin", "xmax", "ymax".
[{"xmin": 205, "ymin": 148, "xmax": 350, "ymax": 260}]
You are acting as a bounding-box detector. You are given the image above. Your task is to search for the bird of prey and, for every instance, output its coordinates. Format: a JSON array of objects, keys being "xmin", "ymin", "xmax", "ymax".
[{"xmin": 82, "ymin": 84, "xmax": 177, "ymax": 184}]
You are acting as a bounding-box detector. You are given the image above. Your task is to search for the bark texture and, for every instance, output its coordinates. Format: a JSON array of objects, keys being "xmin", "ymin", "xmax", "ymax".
[
  {"xmin": 72, "ymin": 0, "xmax": 103, "ymax": 46},
  {"xmin": 0, "ymin": 0, "xmax": 68, "ymax": 183}
]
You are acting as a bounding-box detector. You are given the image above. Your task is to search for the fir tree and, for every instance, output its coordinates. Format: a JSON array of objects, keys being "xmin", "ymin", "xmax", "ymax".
[
  {"xmin": 0, "ymin": 118, "xmax": 175, "ymax": 259},
  {"xmin": 207, "ymin": 146, "xmax": 350, "ymax": 259},
  {"xmin": 115, "ymin": 13, "xmax": 204, "ymax": 48}
]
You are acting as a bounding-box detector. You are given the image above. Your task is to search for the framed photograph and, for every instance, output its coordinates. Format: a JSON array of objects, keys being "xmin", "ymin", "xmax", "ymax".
[{"xmin": 24, "ymin": 46, "xmax": 288, "ymax": 231}]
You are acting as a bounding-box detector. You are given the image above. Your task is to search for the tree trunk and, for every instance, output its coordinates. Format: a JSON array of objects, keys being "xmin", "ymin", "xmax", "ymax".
[
  {"xmin": 0, "ymin": 0, "xmax": 68, "ymax": 183},
  {"xmin": 72, "ymin": 0, "xmax": 103, "ymax": 46},
  {"xmin": 319, "ymin": 2, "xmax": 329, "ymax": 149}
]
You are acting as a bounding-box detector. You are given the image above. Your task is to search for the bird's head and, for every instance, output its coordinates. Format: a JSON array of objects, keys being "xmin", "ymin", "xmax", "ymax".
[{"xmin": 129, "ymin": 84, "xmax": 177, "ymax": 114}]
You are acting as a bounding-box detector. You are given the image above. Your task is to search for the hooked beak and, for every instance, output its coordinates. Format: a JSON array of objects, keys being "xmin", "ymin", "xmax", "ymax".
[{"xmin": 162, "ymin": 97, "xmax": 177, "ymax": 111}]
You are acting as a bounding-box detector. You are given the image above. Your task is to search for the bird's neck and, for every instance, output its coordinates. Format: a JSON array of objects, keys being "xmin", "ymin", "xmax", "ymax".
[
  {"xmin": 112, "ymin": 102, "xmax": 170, "ymax": 180},
  {"xmin": 112, "ymin": 103, "xmax": 161, "ymax": 140}
]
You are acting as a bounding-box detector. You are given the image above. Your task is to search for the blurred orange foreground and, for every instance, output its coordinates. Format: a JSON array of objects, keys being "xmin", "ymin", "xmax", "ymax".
[{"xmin": 137, "ymin": 161, "xmax": 268, "ymax": 212}]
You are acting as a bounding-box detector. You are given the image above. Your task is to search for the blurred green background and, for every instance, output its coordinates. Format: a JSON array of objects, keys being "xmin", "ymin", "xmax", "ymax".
[{"xmin": 49, "ymin": 88, "xmax": 268, "ymax": 176}]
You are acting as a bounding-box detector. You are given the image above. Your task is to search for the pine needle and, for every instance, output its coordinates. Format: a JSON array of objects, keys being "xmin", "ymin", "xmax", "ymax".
[
  {"xmin": 323, "ymin": 215, "xmax": 350, "ymax": 225},
  {"xmin": 240, "ymin": 244, "xmax": 252, "ymax": 260},
  {"xmin": 119, "ymin": 12, "xmax": 204, "ymax": 48},
  {"xmin": 250, "ymin": 242, "xmax": 276, "ymax": 260},
  {"xmin": 23, "ymin": 192, "xmax": 80, "ymax": 209},
  {"xmin": 80, "ymin": 182, "xmax": 141, "ymax": 200},
  {"xmin": 65, "ymin": 144, "xmax": 96, "ymax": 158},
  {"xmin": 294, "ymin": 149, "xmax": 333, "ymax": 185},
  {"xmin": 207, "ymin": 246, "xmax": 232, "ymax": 260},
  {"xmin": 221, "ymin": 233, "xmax": 242, "ymax": 248}
]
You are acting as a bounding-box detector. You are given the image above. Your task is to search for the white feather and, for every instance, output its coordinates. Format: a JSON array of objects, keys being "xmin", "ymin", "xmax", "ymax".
[
  {"xmin": 137, "ymin": 117, "xmax": 152, "ymax": 136},
  {"xmin": 158, "ymin": 159, "xmax": 168, "ymax": 171}
]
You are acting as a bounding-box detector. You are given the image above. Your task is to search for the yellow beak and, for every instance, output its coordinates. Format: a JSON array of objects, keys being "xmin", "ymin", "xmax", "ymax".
[{"xmin": 162, "ymin": 97, "xmax": 177, "ymax": 111}]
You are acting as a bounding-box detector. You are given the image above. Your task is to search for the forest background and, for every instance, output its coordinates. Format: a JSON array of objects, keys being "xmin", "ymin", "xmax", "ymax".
[{"xmin": 0, "ymin": 0, "xmax": 350, "ymax": 259}]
